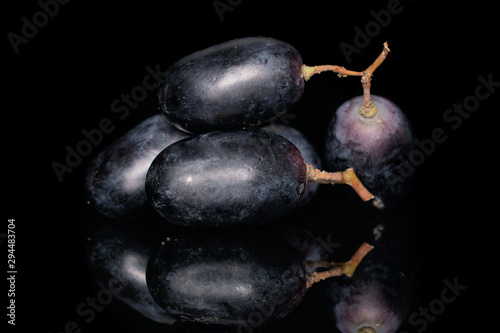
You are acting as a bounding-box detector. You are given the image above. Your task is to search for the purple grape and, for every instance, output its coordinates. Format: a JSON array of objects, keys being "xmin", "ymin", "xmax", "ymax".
[
  {"xmin": 84, "ymin": 115, "xmax": 190, "ymax": 219},
  {"xmin": 325, "ymin": 95, "xmax": 414, "ymax": 210}
]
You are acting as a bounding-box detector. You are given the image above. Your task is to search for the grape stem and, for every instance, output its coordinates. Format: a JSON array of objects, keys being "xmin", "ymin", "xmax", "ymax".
[
  {"xmin": 301, "ymin": 42, "xmax": 391, "ymax": 118},
  {"xmin": 305, "ymin": 164, "xmax": 374, "ymax": 202},
  {"xmin": 305, "ymin": 242, "xmax": 374, "ymax": 288}
]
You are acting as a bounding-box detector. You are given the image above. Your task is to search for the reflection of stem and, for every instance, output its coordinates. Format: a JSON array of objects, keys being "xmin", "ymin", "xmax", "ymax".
[
  {"xmin": 306, "ymin": 242, "xmax": 374, "ymax": 289},
  {"xmin": 306, "ymin": 164, "xmax": 374, "ymax": 202},
  {"xmin": 301, "ymin": 42, "xmax": 391, "ymax": 118}
]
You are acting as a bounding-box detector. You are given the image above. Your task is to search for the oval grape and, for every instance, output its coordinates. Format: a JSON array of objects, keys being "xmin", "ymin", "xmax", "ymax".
[
  {"xmin": 158, "ymin": 37, "xmax": 304, "ymax": 133},
  {"xmin": 145, "ymin": 129, "xmax": 307, "ymax": 228}
]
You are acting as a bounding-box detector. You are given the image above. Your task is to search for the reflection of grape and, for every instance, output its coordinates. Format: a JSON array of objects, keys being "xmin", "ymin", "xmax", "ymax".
[
  {"xmin": 146, "ymin": 230, "xmax": 307, "ymax": 326},
  {"xmin": 83, "ymin": 215, "xmax": 176, "ymax": 324},
  {"xmin": 158, "ymin": 37, "xmax": 304, "ymax": 133},
  {"xmin": 325, "ymin": 95, "xmax": 414, "ymax": 210},
  {"xmin": 325, "ymin": 221, "xmax": 416, "ymax": 333},
  {"xmin": 84, "ymin": 115, "xmax": 190, "ymax": 219}
]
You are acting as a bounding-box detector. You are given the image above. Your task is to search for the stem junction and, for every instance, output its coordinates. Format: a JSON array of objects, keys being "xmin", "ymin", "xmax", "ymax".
[{"xmin": 301, "ymin": 42, "xmax": 391, "ymax": 118}]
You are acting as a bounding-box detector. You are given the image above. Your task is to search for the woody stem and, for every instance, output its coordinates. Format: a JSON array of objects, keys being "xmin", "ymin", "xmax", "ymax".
[
  {"xmin": 301, "ymin": 65, "xmax": 363, "ymax": 81},
  {"xmin": 300, "ymin": 42, "xmax": 391, "ymax": 118},
  {"xmin": 305, "ymin": 164, "xmax": 374, "ymax": 202},
  {"xmin": 359, "ymin": 42, "xmax": 391, "ymax": 118}
]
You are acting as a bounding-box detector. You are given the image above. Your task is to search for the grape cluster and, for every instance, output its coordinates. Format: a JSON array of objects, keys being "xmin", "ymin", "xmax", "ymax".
[{"xmin": 82, "ymin": 37, "xmax": 417, "ymax": 332}]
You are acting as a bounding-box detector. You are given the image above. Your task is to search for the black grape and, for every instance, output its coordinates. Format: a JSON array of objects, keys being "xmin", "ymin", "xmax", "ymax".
[
  {"xmin": 145, "ymin": 129, "xmax": 307, "ymax": 228},
  {"xmin": 146, "ymin": 229, "xmax": 307, "ymax": 327},
  {"xmin": 145, "ymin": 129, "xmax": 372, "ymax": 228},
  {"xmin": 324, "ymin": 220, "xmax": 417, "ymax": 333},
  {"xmin": 82, "ymin": 214, "xmax": 176, "ymax": 324},
  {"xmin": 84, "ymin": 115, "xmax": 190, "ymax": 219},
  {"xmin": 325, "ymin": 95, "xmax": 414, "ymax": 210},
  {"xmin": 158, "ymin": 37, "xmax": 304, "ymax": 133}
]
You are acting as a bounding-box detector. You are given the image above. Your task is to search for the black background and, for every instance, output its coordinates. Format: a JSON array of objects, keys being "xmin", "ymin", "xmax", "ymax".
[{"xmin": 4, "ymin": 1, "xmax": 497, "ymax": 332}]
